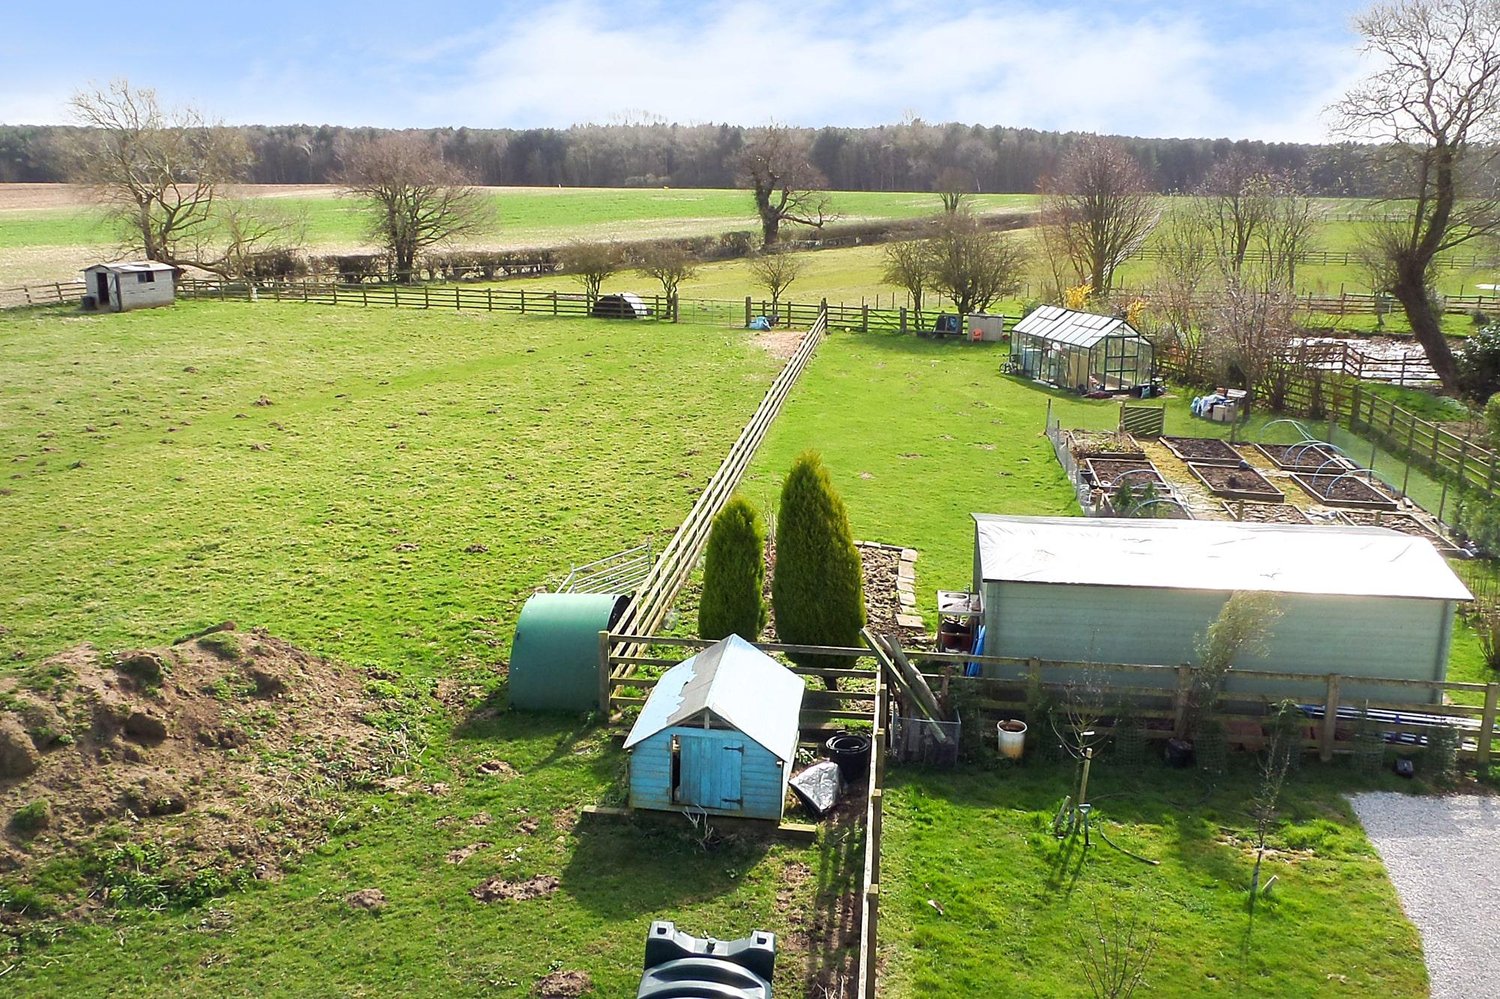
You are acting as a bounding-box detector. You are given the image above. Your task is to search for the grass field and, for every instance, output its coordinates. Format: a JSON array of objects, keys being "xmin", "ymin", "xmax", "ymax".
[
  {"xmin": 2, "ymin": 298, "xmax": 1493, "ymax": 995},
  {"xmin": 879, "ymin": 760, "xmax": 1429, "ymax": 998},
  {"xmin": 0, "ymin": 302, "xmax": 873, "ymax": 996}
]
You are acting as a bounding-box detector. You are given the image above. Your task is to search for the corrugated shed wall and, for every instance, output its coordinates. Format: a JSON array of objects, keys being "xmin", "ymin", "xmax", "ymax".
[{"xmin": 983, "ymin": 581, "xmax": 1451, "ymax": 702}]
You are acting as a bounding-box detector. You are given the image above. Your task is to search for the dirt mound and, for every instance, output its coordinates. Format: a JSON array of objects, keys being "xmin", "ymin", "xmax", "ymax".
[
  {"xmin": 469, "ymin": 874, "xmax": 560, "ymax": 903},
  {"xmin": 0, "ymin": 626, "xmax": 397, "ymax": 917},
  {"xmin": 534, "ymin": 969, "xmax": 593, "ymax": 997}
]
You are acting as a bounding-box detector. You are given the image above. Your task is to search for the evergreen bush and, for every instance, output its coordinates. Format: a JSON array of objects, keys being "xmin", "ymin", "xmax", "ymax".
[
  {"xmin": 698, "ymin": 496, "xmax": 768, "ymax": 642},
  {"xmin": 770, "ymin": 451, "xmax": 865, "ymax": 669}
]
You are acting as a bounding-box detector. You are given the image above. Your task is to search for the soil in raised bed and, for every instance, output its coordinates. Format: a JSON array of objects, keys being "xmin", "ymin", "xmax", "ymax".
[
  {"xmin": 1066, "ymin": 429, "xmax": 1144, "ymax": 461},
  {"xmin": 1251, "ymin": 442, "xmax": 1353, "ymax": 472},
  {"xmin": 1162, "ymin": 436, "xmax": 1243, "ymax": 466},
  {"xmin": 1338, "ymin": 510, "xmax": 1458, "ymax": 551},
  {"xmin": 1291, "ymin": 473, "xmax": 1399, "ymax": 510},
  {"xmin": 1084, "ymin": 457, "xmax": 1162, "ymax": 487},
  {"xmin": 1224, "ymin": 501, "xmax": 1310, "ymax": 524},
  {"xmin": 1189, "ymin": 463, "xmax": 1285, "ymax": 502}
]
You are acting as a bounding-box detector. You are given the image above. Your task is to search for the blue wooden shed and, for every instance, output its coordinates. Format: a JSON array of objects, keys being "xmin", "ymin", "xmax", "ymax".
[{"xmin": 623, "ymin": 635, "xmax": 804, "ymax": 822}]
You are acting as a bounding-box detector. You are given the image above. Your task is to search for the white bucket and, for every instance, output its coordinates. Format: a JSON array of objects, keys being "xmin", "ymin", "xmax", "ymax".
[{"xmin": 997, "ymin": 719, "xmax": 1027, "ymax": 760}]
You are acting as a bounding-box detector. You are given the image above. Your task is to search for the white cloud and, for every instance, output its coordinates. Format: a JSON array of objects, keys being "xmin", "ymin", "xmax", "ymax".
[{"xmin": 421, "ymin": 0, "xmax": 1360, "ymax": 140}]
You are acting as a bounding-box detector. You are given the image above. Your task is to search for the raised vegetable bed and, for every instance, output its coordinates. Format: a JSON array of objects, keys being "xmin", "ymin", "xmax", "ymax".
[
  {"xmin": 1251, "ymin": 442, "xmax": 1353, "ymax": 472},
  {"xmin": 1188, "ymin": 463, "xmax": 1284, "ymax": 503},
  {"xmin": 1291, "ymin": 473, "xmax": 1399, "ymax": 511},
  {"xmin": 1338, "ymin": 511, "xmax": 1458, "ymax": 552},
  {"xmin": 1084, "ymin": 457, "xmax": 1162, "ymax": 487},
  {"xmin": 1222, "ymin": 501, "xmax": 1310, "ymax": 524},
  {"xmin": 1161, "ymin": 436, "xmax": 1243, "ymax": 466},
  {"xmin": 1066, "ymin": 429, "xmax": 1145, "ymax": 461}
]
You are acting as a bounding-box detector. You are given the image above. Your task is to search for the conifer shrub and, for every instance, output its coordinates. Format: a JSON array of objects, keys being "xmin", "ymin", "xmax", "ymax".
[
  {"xmin": 771, "ymin": 451, "xmax": 865, "ymax": 669},
  {"xmin": 698, "ymin": 496, "xmax": 768, "ymax": 641}
]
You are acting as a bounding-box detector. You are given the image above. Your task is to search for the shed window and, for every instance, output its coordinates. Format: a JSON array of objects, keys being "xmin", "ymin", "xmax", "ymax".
[{"xmin": 136, "ymin": 271, "xmax": 155, "ymax": 284}]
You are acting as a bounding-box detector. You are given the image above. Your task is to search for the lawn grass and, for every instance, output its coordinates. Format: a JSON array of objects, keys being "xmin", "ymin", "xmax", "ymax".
[
  {"xmin": 0, "ymin": 301, "xmax": 777, "ymax": 674},
  {"xmin": 0, "ymin": 300, "xmax": 875, "ymax": 995},
  {"xmin": 878, "ymin": 757, "xmax": 1429, "ymax": 998}
]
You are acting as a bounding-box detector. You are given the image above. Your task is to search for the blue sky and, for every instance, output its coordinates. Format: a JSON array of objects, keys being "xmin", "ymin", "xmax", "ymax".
[{"xmin": 0, "ymin": 0, "xmax": 1371, "ymax": 141}]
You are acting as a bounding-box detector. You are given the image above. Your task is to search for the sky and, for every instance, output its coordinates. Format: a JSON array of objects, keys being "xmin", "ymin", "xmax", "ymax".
[{"xmin": 0, "ymin": 0, "xmax": 1375, "ymax": 142}]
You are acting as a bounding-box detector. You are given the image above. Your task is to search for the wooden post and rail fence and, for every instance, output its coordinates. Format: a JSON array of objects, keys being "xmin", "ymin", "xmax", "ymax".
[{"xmin": 600, "ymin": 629, "xmax": 1500, "ymax": 998}]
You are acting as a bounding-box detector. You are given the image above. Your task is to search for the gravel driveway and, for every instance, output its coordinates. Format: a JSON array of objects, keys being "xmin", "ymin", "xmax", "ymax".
[{"xmin": 1349, "ymin": 793, "xmax": 1500, "ymax": 999}]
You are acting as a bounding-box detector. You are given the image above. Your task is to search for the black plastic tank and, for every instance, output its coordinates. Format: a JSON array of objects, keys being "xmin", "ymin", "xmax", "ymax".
[{"xmin": 638, "ymin": 920, "xmax": 775, "ymax": 998}]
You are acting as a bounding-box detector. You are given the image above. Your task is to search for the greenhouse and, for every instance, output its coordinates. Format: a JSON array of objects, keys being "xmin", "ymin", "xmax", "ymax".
[{"xmin": 1011, "ymin": 306, "xmax": 1155, "ymax": 394}]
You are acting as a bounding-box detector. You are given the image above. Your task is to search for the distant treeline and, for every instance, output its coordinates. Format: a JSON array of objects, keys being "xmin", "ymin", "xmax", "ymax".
[{"xmin": 0, "ymin": 121, "xmax": 1383, "ymax": 195}]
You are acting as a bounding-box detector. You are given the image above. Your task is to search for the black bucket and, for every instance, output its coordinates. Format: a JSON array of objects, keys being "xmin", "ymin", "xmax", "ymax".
[{"xmin": 825, "ymin": 733, "xmax": 872, "ymax": 782}]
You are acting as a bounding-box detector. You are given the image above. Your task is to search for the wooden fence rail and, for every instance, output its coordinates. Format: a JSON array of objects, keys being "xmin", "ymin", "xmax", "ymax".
[{"xmin": 605, "ymin": 309, "xmax": 829, "ymax": 688}]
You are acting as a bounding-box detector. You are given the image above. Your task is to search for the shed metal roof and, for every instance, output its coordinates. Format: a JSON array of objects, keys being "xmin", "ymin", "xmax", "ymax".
[
  {"xmin": 622, "ymin": 634, "xmax": 805, "ymax": 761},
  {"xmin": 973, "ymin": 515, "xmax": 1472, "ymax": 602},
  {"xmin": 1012, "ymin": 305, "xmax": 1144, "ymax": 348},
  {"xmin": 85, "ymin": 261, "xmax": 176, "ymax": 274}
]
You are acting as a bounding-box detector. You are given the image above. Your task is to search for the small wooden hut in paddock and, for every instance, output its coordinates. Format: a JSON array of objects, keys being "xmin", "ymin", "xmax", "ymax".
[
  {"xmin": 83, "ymin": 261, "xmax": 176, "ymax": 312},
  {"xmin": 623, "ymin": 634, "xmax": 804, "ymax": 822}
]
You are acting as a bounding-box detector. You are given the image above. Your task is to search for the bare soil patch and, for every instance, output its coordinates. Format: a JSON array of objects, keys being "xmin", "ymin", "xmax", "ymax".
[
  {"xmin": 0, "ymin": 626, "xmax": 393, "ymax": 910},
  {"xmin": 445, "ymin": 842, "xmax": 492, "ymax": 865},
  {"xmin": 345, "ymin": 888, "xmax": 388, "ymax": 912},
  {"xmin": 1188, "ymin": 463, "xmax": 1284, "ymax": 503},
  {"xmin": 1162, "ymin": 436, "xmax": 1243, "ymax": 466},
  {"xmin": 749, "ymin": 328, "xmax": 804, "ymax": 361},
  {"xmin": 1292, "ymin": 472, "xmax": 1399, "ymax": 510},
  {"xmin": 1251, "ymin": 442, "xmax": 1353, "ymax": 472},
  {"xmin": 533, "ymin": 969, "xmax": 593, "ymax": 997},
  {"xmin": 760, "ymin": 541, "xmax": 923, "ymax": 643},
  {"xmin": 1083, "ymin": 457, "xmax": 1162, "ymax": 487},
  {"xmin": 469, "ymin": 874, "xmax": 560, "ymax": 903}
]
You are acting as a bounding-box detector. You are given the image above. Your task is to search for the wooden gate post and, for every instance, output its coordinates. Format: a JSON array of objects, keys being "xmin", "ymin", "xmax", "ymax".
[
  {"xmin": 1173, "ymin": 664, "xmax": 1193, "ymax": 738},
  {"xmin": 1479, "ymin": 683, "xmax": 1499, "ymax": 767},
  {"xmin": 1320, "ymin": 675, "xmax": 1341, "ymax": 762}
]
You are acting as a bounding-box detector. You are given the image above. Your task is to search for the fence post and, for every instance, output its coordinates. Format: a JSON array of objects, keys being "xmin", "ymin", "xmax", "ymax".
[
  {"xmin": 332, "ymin": 284, "xmax": 338, "ymax": 305},
  {"xmin": 862, "ymin": 303, "xmax": 869, "ymax": 333},
  {"xmin": 900, "ymin": 307, "xmax": 907, "ymax": 334},
  {"xmin": 1479, "ymin": 684, "xmax": 1499, "ymax": 767},
  {"xmin": 53, "ymin": 282, "xmax": 62, "ymax": 304},
  {"xmin": 598, "ymin": 630, "xmax": 612, "ymax": 713},
  {"xmin": 1320, "ymin": 675, "xmax": 1341, "ymax": 762},
  {"xmin": 424, "ymin": 286, "xmax": 431, "ymax": 309},
  {"xmin": 519, "ymin": 288, "xmax": 525, "ymax": 313},
  {"xmin": 455, "ymin": 287, "xmax": 461, "ymax": 311},
  {"xmin": 552, "ymin": 292, "xmax": 558, "ymax": 316},
  {"xmin": 1458, "ymin": 437, "xmax": 1469, "ymax": 488},
  {"xmin": 745, "ymin": 297, "xmax": 752, "ymax": 328},
  {"xmin": 1350, "ymin": 383, "xmax": 1362, "ymax": 431},
  {"xmin": 1173, "ymin": 664, "xmax": 1193, "ymax": 737}
]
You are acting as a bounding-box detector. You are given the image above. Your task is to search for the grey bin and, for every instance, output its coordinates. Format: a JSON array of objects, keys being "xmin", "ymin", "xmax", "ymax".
[
  {"xmin": 638, "ymin": 920, "xmax": 774, "ymax": 999},
  {"xmin": 508, "ymin": 592, "xmax": 629, "ymax": 711}
]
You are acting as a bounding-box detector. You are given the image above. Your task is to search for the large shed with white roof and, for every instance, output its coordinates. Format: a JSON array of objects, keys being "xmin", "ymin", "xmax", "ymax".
[{"xmin": 971, "ymin": 515, "xmax": 1471, "ymax": 700}]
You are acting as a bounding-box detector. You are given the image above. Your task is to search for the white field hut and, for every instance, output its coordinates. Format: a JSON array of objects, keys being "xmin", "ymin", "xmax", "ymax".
[
  {"xmin": 83, "ymin": 261, "xmax": 176, "ymax": 312},
  {"xmin": 971, "ymin": 515, "xmax": 1472, "ymax": 702}
]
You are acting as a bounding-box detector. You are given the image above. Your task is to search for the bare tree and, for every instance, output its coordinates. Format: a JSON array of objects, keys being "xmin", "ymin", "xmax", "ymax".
[
  {"xmin": 748, "ymin": 250, "xmax": 805, "ymax": 315},
  {"xmin": 636, "ymin": 241, "xmax": 697, "ymax": 308},
  {"xmin": 881, "ymin": 239, "xmax": 932, "ymax": 313},
  {"xmin": 1193, "ymin": 151, "xmax": 1276, "ymax": 277},
  {"xmin": 1039, "ymin": 136, "xmax": 1159, "ymax": 295},
  {"xmin": 66, "ymin": 80, "xmax": 298, "ymax": 275},
  {"xmin": 1259, "ymin": 173, "xmax": 1323, "ymax": 291},
  {"xmin": 339, "ymin": 134, "xmax": 490, "ymax": 282},
  {"xmin": 739, "ymin": 125, "xmax": 833, "ymax": 248},
  {"xmin": 1147, "ymin": 205, "xmax": 1215, "ymax": 377},
  {"xmin": 1076, "ymin": 900, "xmax": 1159, "ymax": 999},
  {"xmin": 934, "ymin": 166, "xmax": 977, "ymax": 214},
  {"xmin": 1332, "ymin": 0, "xmax": 1500, "ymax": 392},
  {"xmin": 925, "ymin": 212, "xmax": 1028, "ymax": 317},
  {"xmin": 1202, "ymin": 282, "xmax": 1302, "ymax": 412},
  {"xmin": 560, "ymin": 241, "xmax": 624, "ymax": 300}
]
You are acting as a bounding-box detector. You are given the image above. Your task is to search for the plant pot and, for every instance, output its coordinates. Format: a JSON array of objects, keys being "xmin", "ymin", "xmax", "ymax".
[
  {"xmin": 825, "ymin": 733, "xmax": 872, "ymax": 782},
  {"xmin": 1165, "ymin": 738, "xmax": 1195, "ymax": 768},
  {"xmin": 997, "ymin": 720, "xmax": 1028, "ymax": 761}
]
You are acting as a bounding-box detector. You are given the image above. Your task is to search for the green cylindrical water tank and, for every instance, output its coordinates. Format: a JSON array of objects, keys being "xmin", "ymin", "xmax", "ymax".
[{"xmin": 509, "ymin": 592, "xmax": 630, "ymax": 711}]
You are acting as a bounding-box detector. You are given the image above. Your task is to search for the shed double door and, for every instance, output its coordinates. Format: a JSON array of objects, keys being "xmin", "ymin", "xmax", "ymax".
[{"xmin": 678, "ymin": 734, "xmax": 743, "ymax": 810}]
